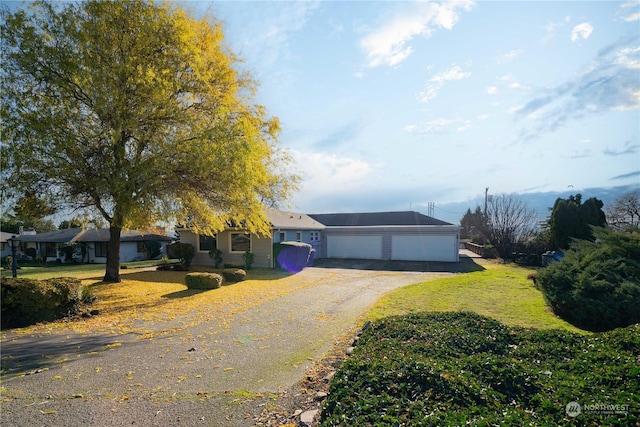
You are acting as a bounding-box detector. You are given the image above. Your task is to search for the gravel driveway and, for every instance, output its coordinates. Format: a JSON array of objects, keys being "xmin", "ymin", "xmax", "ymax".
[{"xmin": 1, "ymin": 260, "xmax": 474, "ymax": 426}]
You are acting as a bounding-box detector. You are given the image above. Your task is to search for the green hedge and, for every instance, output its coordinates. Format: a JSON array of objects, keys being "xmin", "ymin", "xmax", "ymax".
[
  {"xmin": 321, "ymin": 312, "xmax": 639, "ymax": 426},
  {"xmin": 535, "ymin": 228, "xmax": 640, "ymax": 331},
  {"xmin": 1, "ymin": 277, "xmax": 91, "ymax": 329},
  {"xmin": 185, "ymin": 272, "xmax": 222, "ymax": 290},
  {"xmin": 221, "ymin": 268, "xmax": 246, "ymax": 283}
]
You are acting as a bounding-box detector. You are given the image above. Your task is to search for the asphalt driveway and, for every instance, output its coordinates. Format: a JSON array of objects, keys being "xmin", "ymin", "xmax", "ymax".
[{"xmin": 1, "ymin": 258, "xmax": 480, "ymax": 426}]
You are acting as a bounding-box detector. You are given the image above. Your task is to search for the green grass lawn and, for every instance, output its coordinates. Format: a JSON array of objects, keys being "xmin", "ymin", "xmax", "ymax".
[
  {"xmin": 0, "ymin": 259, "xmax": 171, "ymax": 280},
  {"xmin": 366, "ymin": 260, "xmax": 583, "ymax": 333}
]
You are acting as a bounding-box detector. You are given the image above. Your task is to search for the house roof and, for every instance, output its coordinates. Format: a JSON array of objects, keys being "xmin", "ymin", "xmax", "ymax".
[
  {"xmin": 308, "ymin": 211, "xmax": 453, "ymax": 227},
  {"xmin": 15, "ymin": 228, "xmax": 172, "ymax": 243},
  {"xmin": 267, "ymin": 210, "xmax": 325, "ymax": 230},
  {"xmin": 1, "ymin": 231, "xmax": 20, "ymax": 243}
]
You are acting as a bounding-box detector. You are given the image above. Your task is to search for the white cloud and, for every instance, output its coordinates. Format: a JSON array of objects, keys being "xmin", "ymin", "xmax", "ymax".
[
  {"xmin": 614, "ymin": 46, "xmax": 640, "ymax": 69},
  {"xmin": 509, "ymin": 82, "xmax": 532, "ymax": 92},
  {"xmin": 486, "ymin": 86, "xmax": 498, "ymax": 95},
  {"xmin": 514, "ymin": 38, "xmax": 640, "ymax": 140},
  {"xmin": 360, "ymin": 0, "xmax": 474, "ymax": 67},
  {"xmin": 571, "ymin": 22, "xmax": 593, "ymax": 42},
  {"xmin": 354, "ymin": 71, "xmax": 365, "ymax": 79},
  {"xmin": 497, "ymin": 49, "xmax": 523, "ymax": 63},
  {"xmin": 411, "ymin": 118, "xmax": 471, "ymax": 134},
  {"xmin": 291, "ymin": 150, "xmax": 373, "ymax": 194},
  {"xmin": 228, "ymin": 1, "xmax": 320, "ymax": 72},
  {"xmin": 477, "ymin": 114, "xmax": 490, "ymax": 120},
  {"xmin": 624, "ymin": 12, "xmax": 640, "ymax": 21},
  {"xmin": 619, "ymin": 2, "xmax": 640, "ymax": 22},
  {"xmin": 418, "ymin": 65, "xmax": 471, "ymax": 103},
  {"xmin": 456, "ymin": 120, "xmax": 472, "ymax": 132},
  {"xmin": 429, "ymin": 65, "xmax": 471, "ymax": 83}
]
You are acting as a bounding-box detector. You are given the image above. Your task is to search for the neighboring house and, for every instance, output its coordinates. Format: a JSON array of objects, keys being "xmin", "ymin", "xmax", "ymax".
[
  {"xmin": 308, "ymin": 211, "xmax": 460, "ymax": 263},
  {"xmin": 15, "ymin": 228, "xmax": 172, "ymax": 263},
  {"xmin": 178, "ymin": 209, "xmax": 325, "ymax": 269},
  {"xmin": 1, "ymin": 231, "xmax": 20, "ymax": 259}
]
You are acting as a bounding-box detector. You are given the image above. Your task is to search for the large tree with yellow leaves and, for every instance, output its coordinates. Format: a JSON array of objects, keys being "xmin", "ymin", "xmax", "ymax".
[{"xmin": 1, "ymin": 0, "xmax": 298, "ymax": 282}]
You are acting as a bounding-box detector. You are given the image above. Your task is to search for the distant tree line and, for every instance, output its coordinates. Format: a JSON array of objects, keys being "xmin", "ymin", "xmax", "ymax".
[{"xmin": 460, "ymin": 190, "xmax": 638, "ymax": 261}]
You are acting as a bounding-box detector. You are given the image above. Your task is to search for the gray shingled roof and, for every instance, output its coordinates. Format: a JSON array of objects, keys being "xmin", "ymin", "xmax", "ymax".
[
  {"xmin": 308, "ymin": 211, "xmax": 452, "ymax": 227},
  {"xmin": 267, "ymin": 210, "xmax": 325, "ymax": 230}
]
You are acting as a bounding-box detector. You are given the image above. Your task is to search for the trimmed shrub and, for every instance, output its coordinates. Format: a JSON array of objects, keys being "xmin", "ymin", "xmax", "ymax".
[
  {"xmin": 1, "ymin": 277, "xmax": 92, "ymax": 329},
  {"xmin": 222, "ymin": 268, "xmax": 246, "ymax": 283},
  {"xmin": 321, "ymin": 312, "xmax": 640, "ymax": 426},
  {"xmin": 276, "ymin": 241, "xmax": 315, "ymax": 273},
  {"xmin": 242, "ymin": 250, "xmax": 254, "ymax": 270},
  {"xmin": 167, "ymin": 242, "xmax": 195, "ymax": 267},
  {"xmin": 535, "ymin": 227, "xmax": 640, "ymax": 331},
  {"xmin": 209, "ymin": 248, "xmax": 223, "ymax": 268},
  {"xmin": 185, "ymin": 272, "xmax": 222, "ymax": 290}
]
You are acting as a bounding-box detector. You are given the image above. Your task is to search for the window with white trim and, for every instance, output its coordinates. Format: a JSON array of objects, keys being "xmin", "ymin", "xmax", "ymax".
[
  {"xmin": 279, "ymin": 232, "xmax": 286, "ymax": 242},
  {"xmin": 296, "ymin": 231, "xmax": 301, "ymax": 242},
  {"xmin": 310, "ymin": 232, "xmax": 320, "ymax": 242}
]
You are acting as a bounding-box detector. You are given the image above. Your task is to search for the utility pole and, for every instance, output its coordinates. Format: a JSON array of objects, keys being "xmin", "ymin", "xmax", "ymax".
[{"xmin": 484, "ymin": 187, "xmax": 489, "ymax": 217}]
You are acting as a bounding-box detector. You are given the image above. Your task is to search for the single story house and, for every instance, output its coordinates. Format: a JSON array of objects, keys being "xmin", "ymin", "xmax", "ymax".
[
  {"xmin": 179, "ymin": 209, "xmax": 459, "ymax": 267},
  {"xmin": 14, "ymin": 227, "xmax": 172, "ymax": 263},
  {"xmin": 178, "ymin": 209, "xmax": 325, "ymax": 269},
  {"xmin": 308, "ymin": 211, "xmax": 460, "ymax": 263},
  {"xmin": 1, "ymin": 231, "xmax": 20, "ymax": 259}
]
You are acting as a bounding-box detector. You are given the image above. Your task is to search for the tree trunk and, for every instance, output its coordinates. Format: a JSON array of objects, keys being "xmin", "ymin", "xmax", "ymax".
[{"xmin": 103, "ymin": 225, "xmax": 122, "ymax": 282}]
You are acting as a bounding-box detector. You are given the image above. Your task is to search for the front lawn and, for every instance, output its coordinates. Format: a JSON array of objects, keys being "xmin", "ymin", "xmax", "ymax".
[
  {"xmin": 0, "ymin": 260, "xmax": 172, "ymax": 280},
  {"xmin": 366, "ymin": 260, "xmax": 582, "ymax": 332},
  {"xmin": 0, "ymin": 266, "xmax": 304, "ymax": 337}
]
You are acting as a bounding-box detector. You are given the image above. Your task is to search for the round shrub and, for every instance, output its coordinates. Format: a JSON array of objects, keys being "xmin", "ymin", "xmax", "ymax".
[
  {"xmin": 535, "ymin": 227, "xmax": 640, "ymax": 331},
  {"xmin": 1, "ymin": 277, "xmax": 92, "ymax": 329},
  {"xmin": 185, "ymin": 272, "xmax": 222, "ymax": 290},
  {"xmin": 222, "ymin": 268, "xmax": 246, "ymax": 283}
]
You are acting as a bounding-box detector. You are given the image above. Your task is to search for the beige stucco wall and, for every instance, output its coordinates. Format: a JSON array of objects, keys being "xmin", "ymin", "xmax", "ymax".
[{"xmin": 180, "ymin": 229, "xmax": 274, "ymax": 268}]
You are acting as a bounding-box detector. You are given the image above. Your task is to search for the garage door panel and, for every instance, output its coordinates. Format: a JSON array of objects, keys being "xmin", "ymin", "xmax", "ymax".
[
  {"xmin": 327, "ymin": 235, "xmax": 382, "ymax": 259},
  {"xmin": 392, "ymin": 235, "xmax": 455, "ymax": 262}
]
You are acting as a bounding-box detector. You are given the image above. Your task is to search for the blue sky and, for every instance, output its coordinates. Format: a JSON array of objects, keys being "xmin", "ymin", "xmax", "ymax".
[{"xmin": 189, "ymin": 0, "xmax": 639, "ymax": 222}]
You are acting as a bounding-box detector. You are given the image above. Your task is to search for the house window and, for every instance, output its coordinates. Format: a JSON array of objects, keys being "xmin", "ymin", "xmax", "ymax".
[
  {"xmin": 44, "ymin": 242, "xmax": 57, "ymax": 258},
  {"xmin": 95, "ymin": 242, "xmax": 108, "ymax": 257},
  {"xmin": 0, "ymin": 242, "xmax": 5, "ymax": 251},
  {"xmin": 310, "ymin": 232, "xmax": 320, "ymax": 242},
  {"xmin": 279, "ymin": 232, "xmax": 285, "ymax": 242},
  {"xmin": 137, "ymin": 242, "xmax": 145, "ymax": 253},
  {"xmin": 296, "ymin": 232, "xmax": 302, "ymax": 242},
  {"xmin": 199, "ymin": 234, "xmax": 217, "ymax": 252},
  {"xmin": 230, "ymin": 233, "xmax": 250, "ymax": 252}
]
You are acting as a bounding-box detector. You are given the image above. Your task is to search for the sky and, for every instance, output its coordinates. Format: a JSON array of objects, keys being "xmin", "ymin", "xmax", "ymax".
[{"xmin": 182, "ymin": 0, "xmax": 639, "ymax": 223}]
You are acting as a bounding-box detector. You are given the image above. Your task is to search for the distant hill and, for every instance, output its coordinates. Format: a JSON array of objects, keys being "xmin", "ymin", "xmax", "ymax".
[{"xmin": 436, "ymin": 184, "xmax": 639, "ymax": 226}]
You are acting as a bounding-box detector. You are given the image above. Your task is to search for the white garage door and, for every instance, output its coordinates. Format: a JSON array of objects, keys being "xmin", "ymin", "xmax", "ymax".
[
  {"xmin": 392, "ymin": 235, "xmax": 456, "ymax": 262},
  {"xmin": 327, "ymin": 235, "xmax": 382, "ymax": 259}
]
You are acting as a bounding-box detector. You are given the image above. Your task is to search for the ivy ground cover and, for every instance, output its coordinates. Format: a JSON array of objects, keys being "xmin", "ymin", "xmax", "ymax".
[{"xmin": 321, "ymin": 312, "xmax": 639, "ymax": 426}]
